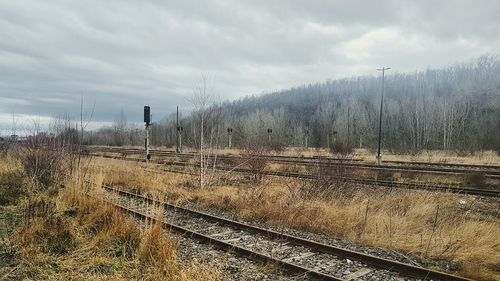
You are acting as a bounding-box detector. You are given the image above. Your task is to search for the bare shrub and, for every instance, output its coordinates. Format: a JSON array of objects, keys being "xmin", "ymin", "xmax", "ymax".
[
  {"xmin": 239, "ymin": 141, "xmax": 272, "ymax": 184},
  {"xmin": 301, "ymin": 156, "xmax": 355, "ymax": 200},
  {"xmin": 329, "ymin": 140, "xmax": 353, "ymax": 155},
  {"xmin": 15, "ymin": 134, "xmax": 71, "ymax": 189}
]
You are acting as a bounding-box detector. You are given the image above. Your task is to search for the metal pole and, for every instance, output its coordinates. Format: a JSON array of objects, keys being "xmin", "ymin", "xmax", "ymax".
[
  {"xmin": 179, "ymin": 132, "xmax": 182, "ymax": 152},
  {"xmin": 376, "ymin": 67, "xmax": 390, "ymax": 165},
  {"xmin": 146, "ymin": 125, "xmax": 150, "ymax": 161}
]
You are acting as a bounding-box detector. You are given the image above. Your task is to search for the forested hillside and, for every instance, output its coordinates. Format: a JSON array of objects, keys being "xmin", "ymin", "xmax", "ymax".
[{"xmin": 94, "ymin": 55, "xmax": 500, "ymax": 153}]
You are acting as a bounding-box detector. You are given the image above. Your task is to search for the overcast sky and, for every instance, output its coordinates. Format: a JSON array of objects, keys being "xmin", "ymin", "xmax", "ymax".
[{"xmin": 1, "ymin": 0, "xmax": 499, "ymax": 134}]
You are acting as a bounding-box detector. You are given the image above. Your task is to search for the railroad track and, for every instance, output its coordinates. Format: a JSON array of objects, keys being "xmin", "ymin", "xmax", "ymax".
[
  {"xmin": 97, "ymin": 182, "xmax": 470, "ymax": 281},
  {"xmin": 88, "ymin": 147, "xmax": 500, "ymax": 178},
  {"xmin": 91, "ymin": 153, "xmax": 500, "ymax": 198}
]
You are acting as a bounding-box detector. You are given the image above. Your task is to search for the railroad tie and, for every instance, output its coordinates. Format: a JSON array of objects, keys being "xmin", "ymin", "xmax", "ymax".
[
  {"xmin": 282, "ymin": 251, "xmax": 316, "ymax": 262},
  {"xmin": 344, "ymin": 268, "xmax": 373, "ymax": 280},
  {"xmin": 210, "ymin": 230, "xmax": 234, "ymax": 238},
  {"xmin": 271, "ymin": 244, "xmax": 293, "ymax": 253},
  {"xmin": 222, "ymin": 235, "xmax": 250, "ymax": 243}
]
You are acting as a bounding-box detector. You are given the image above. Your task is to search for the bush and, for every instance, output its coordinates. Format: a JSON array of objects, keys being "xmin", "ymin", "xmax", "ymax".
[
  {"xmin": 16, "ymin": 135, "xmax": 70, "ymax": 189},
  {"xmin": 301, "ymin": 158, "xmax": 355, "ymax": 200},
  {"xmin": 239, "ymin": 142, "xmax": 272, "ymax": 184}
]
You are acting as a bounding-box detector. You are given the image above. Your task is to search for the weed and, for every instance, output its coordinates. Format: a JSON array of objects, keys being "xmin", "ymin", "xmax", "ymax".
[
  {"xmin": 95, "ymin": 211, "xmax": 141, "ymax": 259},
  {"xmin": 14, "ymin": 216, "xmax": 75, "ymax": 254},
  {"xmin": 0, "ymin": 161, "xmax": 25, "ymax": 205},
  {"xmin": 138, "ymin": 221, "xmax": 179, "ymax": 279}
]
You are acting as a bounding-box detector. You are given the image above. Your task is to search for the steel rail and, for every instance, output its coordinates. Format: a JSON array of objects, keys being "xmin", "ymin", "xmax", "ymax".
[
  {"xmin": 90, "ymin": 153, "xmax": 500, "ymax": 198},
  {"xmin": 100, "ymin": 190, "xmax": 342, "ymax": 280},
  {"xmin": 89, "ymin": 146, "xmax": 500, "ymax": 170},
  {"xmin": 100, "ymin": 183, "xmax": 472, "ymax": 281},
  {"xmin": 87, "ymin": 147, "xmax": 500, "ymax": 178}
]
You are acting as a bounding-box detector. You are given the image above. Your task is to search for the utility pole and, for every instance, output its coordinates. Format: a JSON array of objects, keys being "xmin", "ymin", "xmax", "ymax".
[
  {"xmin": 376, "ymin": 67, "xmax": 390, "ymax": 165},
  {"xmin": 179, "ymin": 126, "xmax": 183, "ymax": 152}
]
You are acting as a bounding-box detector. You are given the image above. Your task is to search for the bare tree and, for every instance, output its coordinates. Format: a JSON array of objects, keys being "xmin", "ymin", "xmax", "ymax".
[
  {"xmin": 78, "ymin": 95, "xmax": 95, "ymax": 167},
  {"xmin": 85, "ymin": 55, "xmax": 500, "ymax": 154},
  {"xmin": 112, "ymin": 108, "xmax": 127, "ymax": 146},
  {"xmin": 239, "ymin": 141, "xmax": 271, "ymax": 184},
  {"xmin": 190, "ymin": 76, "xmax": 213, "ymax": 189}
]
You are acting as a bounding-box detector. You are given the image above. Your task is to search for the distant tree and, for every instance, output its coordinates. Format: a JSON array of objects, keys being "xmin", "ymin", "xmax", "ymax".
[{"xmin": 112, "ymin": 108, "xmax": 127, "ymax": 146}]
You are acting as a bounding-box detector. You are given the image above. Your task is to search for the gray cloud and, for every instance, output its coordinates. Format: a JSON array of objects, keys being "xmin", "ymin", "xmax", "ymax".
[{"xmin": 0, "ymin": 0, "xmax": 499, "ymax": 133}]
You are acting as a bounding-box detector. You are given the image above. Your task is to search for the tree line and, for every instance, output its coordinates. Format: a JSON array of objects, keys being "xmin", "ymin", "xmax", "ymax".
[{"xmin": 61, "ymin": 55, "xmax": 500, "ymax": 154}]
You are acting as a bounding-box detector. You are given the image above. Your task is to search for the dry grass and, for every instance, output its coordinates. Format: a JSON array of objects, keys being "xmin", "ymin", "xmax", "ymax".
[
  {"xmin": 354, "ymin": 149, "xmax": 500, "ymax": 165},
  {"xmin": 117, "ymin": 144, "xmax": 500, "ymax": 165},
  {"xmin": 90, "ymin": 156, "xmax": 500, "ymax": 280},
  {"xmin": 0, "ymin": 155, "xmax": 223, "ymax": 281},
  {"xmin": 265, "ymin": 147, "xmax": 500, "ymax": 165}
]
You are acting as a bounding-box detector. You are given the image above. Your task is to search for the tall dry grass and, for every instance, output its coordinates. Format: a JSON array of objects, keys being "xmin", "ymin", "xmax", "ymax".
[
  {"xmin": 115, "ymin": 144, "xmax": 500, "ymax": 165},
  {"xmin": 91, "ymin": 157, "xmax": 500, "ymax": 281},
  {"xmin": 57, "ymin": 181, "xmax": 223, "ymax": 281},
  {"xmin": 0, "ymin": 153, "xmax": 222, "ymax": 281}
]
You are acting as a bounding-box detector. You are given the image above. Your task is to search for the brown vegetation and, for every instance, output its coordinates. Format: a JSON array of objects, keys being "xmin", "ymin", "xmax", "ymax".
[
  {"xmin": 92, "ymin": 156, "xmax": 500, "ymax": 281},
  {"xmin": 0, "ymin": 149, "xmax": 221, "ymax": 280},
  {"xmin": 239, "ymin": 142, "xmax": 272, "ymax": 184}
]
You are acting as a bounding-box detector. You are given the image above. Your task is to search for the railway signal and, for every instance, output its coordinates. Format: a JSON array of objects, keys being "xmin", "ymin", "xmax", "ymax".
[
  {"xmin": 267, "ymin": 128, "xmax": 272, "ymax": 144},
  {"xmin": 144, "ymin": 106, "xmax": 151, "ymax": 161}
]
